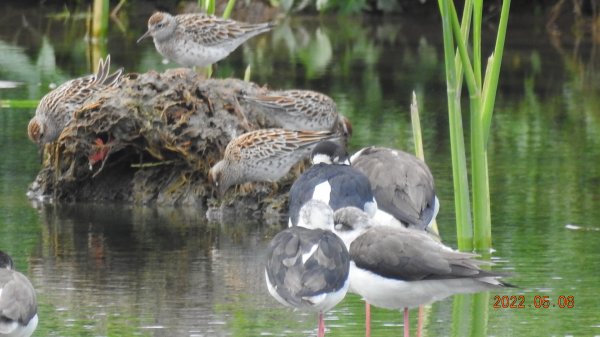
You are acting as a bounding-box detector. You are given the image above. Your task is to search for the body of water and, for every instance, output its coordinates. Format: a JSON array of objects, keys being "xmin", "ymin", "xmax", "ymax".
[{"xmin": 1, "ymin": 3, "xmax": 599, "ymax": 336}]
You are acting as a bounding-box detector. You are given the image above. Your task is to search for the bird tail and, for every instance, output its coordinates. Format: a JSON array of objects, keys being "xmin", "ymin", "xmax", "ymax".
[{"xmin": 94, "ymin": 55, "xmax": 124, "ymax": 87}]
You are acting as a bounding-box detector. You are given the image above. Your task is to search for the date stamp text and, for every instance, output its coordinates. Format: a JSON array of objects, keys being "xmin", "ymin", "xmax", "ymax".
[{"xmin": 492, "ymin": 295, "xmax": 574, "ymax": 309}]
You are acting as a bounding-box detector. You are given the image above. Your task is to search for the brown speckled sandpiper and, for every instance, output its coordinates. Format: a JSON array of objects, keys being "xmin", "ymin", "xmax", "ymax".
[
  {"xmin": 241, "ymin": 89, "xmax": 346, "ymax": 131},
  {"xmin": 209, "ymin": 128, "xmax": 340, "ymax": 196},
  {"xmin": 28, "ymin": 55, "xmax": 123, "ymax": 145},
  {"xmin": 137, "ymin": 12, "xmax": 273, "ymax": 68}
]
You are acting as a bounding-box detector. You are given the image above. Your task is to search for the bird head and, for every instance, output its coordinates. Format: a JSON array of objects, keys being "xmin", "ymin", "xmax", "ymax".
[
  {"xmin": 137, "ymin": 12, "xmax": 177, "ymax": 43},
  {"xmin": 333, "ymin": 207, "xmax": 373, "ymax": 246},
  {"xmin": 27, "ymin": 117, "xmax": 44, "ymax": 145},
  {"xmin": 310, "ymin": 141, "xmax": 349, "ymax": 165},
  {"xmin": 208, "ymin": 160, "xmax": 233, "ymax": 198},
  {"xmin": 0, "ymin": 251, "xmax": 14, "ymax": 270}
]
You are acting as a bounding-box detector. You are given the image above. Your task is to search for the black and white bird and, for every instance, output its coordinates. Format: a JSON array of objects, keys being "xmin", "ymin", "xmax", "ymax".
[
  {"xmin": 0, "ymin": 251, "xmax": 38, "ymax": 337},
  {"xmin": 288, "ymin": 141, "xmax": 376, "ymax": 227},
  {"xmin": 350, "ymin": 146, "xmax": 439, "ymax": 232},
  {"xmin": 265, "ymin": 200, "xmax": 350, "ymax": 337},
  {"xmin": 332, "ymin": 207, "xmax": 512, "ymax": 337}
]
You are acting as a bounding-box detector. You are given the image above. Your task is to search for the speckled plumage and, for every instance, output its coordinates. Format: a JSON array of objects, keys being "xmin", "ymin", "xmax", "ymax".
[
  {"xmin": 137, "ymin": 12, "xmax": 273, "ymax": 68},
  {"xmin": 209, "ymin": 129, "xmax": 340, "ymax": 196},
  {"xmin": 28, "ymin": 55, "xmax": 123, "ymax": 145},
  {"xmin": 242, "ymin": 90, "xmax": 348, "ymax": 134}
]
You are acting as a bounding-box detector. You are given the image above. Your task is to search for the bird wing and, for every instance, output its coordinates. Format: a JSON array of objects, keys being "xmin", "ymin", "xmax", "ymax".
[
  {"xmin": 353, "ymin": 147, "xmax": 436, "ymax": 228},
  {"xmin": 349, "ymin": 227, "xmax": 489, "ymax": 281},
  {"xmin": 0, "ymin": 270, "xmax": 37, "ymax": 327},
  {"xmin": 229, "ymin": 129, "xmax": 338, "ymax": 165},
  {"xmin": 177, "ymin": 14, "xmax": 269, "ymax": 46},
  {"xmin": 244, "ymin": 90, "xmax": 337, "ymax": 119},
  {"xmin": 266, "ymin": 228, "xmax": 349, "ymax": 306},
  {"xmin": 37, "ymin": 55, "xmax": 122, "ymax": 121}
]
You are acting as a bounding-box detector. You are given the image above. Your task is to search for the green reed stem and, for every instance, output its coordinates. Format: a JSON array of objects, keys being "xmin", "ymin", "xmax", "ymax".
[
  {"xmin": 482, "ymin": 0, "xmax": 511, "ymax": 146},
  {"xmin": 439, "ymin": 0, "xmax": 510, "ymax": 250},
  {"xmin": 244, "ymin": 64, "xmax": 252, "ymax": 82},
  {"xmin": 410, "ymin": 91, "xmax": 440, "ymax": 237},
  {"xmin": 449, "ymin": 0, "xmax": 492, "ymax": 250},
  {"xmin": 222, "ymin": 0, "xmax": 237, "ymax": 19},
  {"xmin": 91, "ymin": 0, "xmax": 109, "ymax": 38},
  {"xmin": 200, "ymin": 0, "xmax": 216, "ymax": 15},
  {"xmin": 438, "ymin": 0, "xmax": 473, "ymax": 250},
  {"xmin": 410, "ymin": 91, "xmax": 424, "ymax": 161}
]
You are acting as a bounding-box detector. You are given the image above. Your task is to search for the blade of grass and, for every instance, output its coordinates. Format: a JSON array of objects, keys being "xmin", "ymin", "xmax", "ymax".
[
  {"xmin": 449, "ymin": 0, "xmax": 491, "ymax": 250},
  {"xmin": 410, "ymin": 91, "xmax": 424, "ymax": 161},
  {"xmin": 449, "ymin": 0, "xmax": 478, "ymax": 97},
  {"xmin": 200, "ymin": 0, "xmax": 216, "ymax": 15},
  {"xmin": 410, "ymin": 91, "xmax": 441, "ymax": 237},
  {"xmin": 243, "ymin": 64, "xmax": 252, "ymax": 82},
  {"xmin": 454, "ymin": 0, "xmax": 473, "ymax": 91},
  {"xmin": 482, "ymin": 0, "xmax": 511, "ymax": 146},
  {"xmin": 438, "ymin": 0, "xmax": 473, "ymax": 250},
  {"xmin": 473, "ymin": 0, "xmax": 483, "ymax": 87},
  {"xmin": 222, "ymin": 0, "xmax": 237, "ymax": 19}
]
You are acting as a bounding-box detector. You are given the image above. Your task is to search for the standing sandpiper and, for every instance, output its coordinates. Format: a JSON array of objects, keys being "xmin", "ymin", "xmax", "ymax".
[{"xmin": 137, "ymin": 12, "xmax": 274, "ymax": 68}]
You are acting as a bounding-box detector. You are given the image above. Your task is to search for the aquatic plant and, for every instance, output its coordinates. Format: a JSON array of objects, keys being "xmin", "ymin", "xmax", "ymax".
[{"xmin": 438, "ymin": 0, "xmax": 511, "ymax": 250}]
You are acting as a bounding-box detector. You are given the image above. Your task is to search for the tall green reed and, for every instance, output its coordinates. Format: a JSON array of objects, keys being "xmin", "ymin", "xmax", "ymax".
[{"xmin": 437, "ymin": 0, "xmax": 510, "ymax": 250}]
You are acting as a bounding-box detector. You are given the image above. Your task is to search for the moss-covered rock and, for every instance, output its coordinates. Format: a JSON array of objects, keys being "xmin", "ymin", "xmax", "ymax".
[{"xmin": 27, "ymin": 68, "xmax": 296, "ymax": 222}]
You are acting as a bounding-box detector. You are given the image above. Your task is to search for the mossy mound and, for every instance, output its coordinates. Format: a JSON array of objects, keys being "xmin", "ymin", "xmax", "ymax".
[{"xmin": 27, "ymin": 68, "xmax": 295, "ymax": 221}]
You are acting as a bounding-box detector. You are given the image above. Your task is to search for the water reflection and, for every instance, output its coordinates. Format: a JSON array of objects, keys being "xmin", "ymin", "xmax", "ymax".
[
  {"xmin": 1, "ymin": 3, "xmax": 600, "ymax": 337},
  {"xmin": 29, "ymin": 203, "xmax": 271, "ymax": 336}
]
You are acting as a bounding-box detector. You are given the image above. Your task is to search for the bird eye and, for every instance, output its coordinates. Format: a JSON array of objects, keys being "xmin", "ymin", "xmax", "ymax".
[{"xmin": 156, "ymin": 23, "xmax": 164, "ymax": 28}]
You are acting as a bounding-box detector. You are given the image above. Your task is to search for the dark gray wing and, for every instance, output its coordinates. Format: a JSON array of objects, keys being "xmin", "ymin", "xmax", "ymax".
[
  {"xmin": 265, "ymin": 227, "xmax": 349, "ymax": 306},
  {"xmin": 352, "ymin": 147, "xmax": 436, "ymax": 229},
  {"xmin": 349, "ymin": 227, "xmax": 492, "ymax": 282},
  {"xmin": 0, "ymin": 269, "xmax": 37, "ymax": 326}
]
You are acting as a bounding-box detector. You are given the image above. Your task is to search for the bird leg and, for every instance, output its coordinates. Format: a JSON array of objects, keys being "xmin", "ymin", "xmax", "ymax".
[
  {"xmin": 417, "ymin": 305, "xmax": 423, "ymax": 337},
  {"xmin": 365, "ymin": 301, "xmax": 371, "ymax": 337},
  {"xmin": 404, "ymin": 307, "xmax": 410, "ymax": 337},
  {"xmin": 317, "ymin": 311, "xmax": 325, "ymax": 337}
]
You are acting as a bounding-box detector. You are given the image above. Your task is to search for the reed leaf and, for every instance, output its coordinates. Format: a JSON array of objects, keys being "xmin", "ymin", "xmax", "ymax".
[
  {"xmin": 222, "ymin": 0, "xmax": 237, "ymax": 19},
  {"xmin": 438, "ymin": 0, "xmax": 473, "ymax": 250},
  {"xmin": 482, "ymin": 0, "xmax": 511, "ymax": 146},
  {"xmin": 438, "ymin": 0, "xmax": 511, "ymax": 250},
  {"xmin": 410, "ymin": 91, "xmax": 441, "ymax": 237}
]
